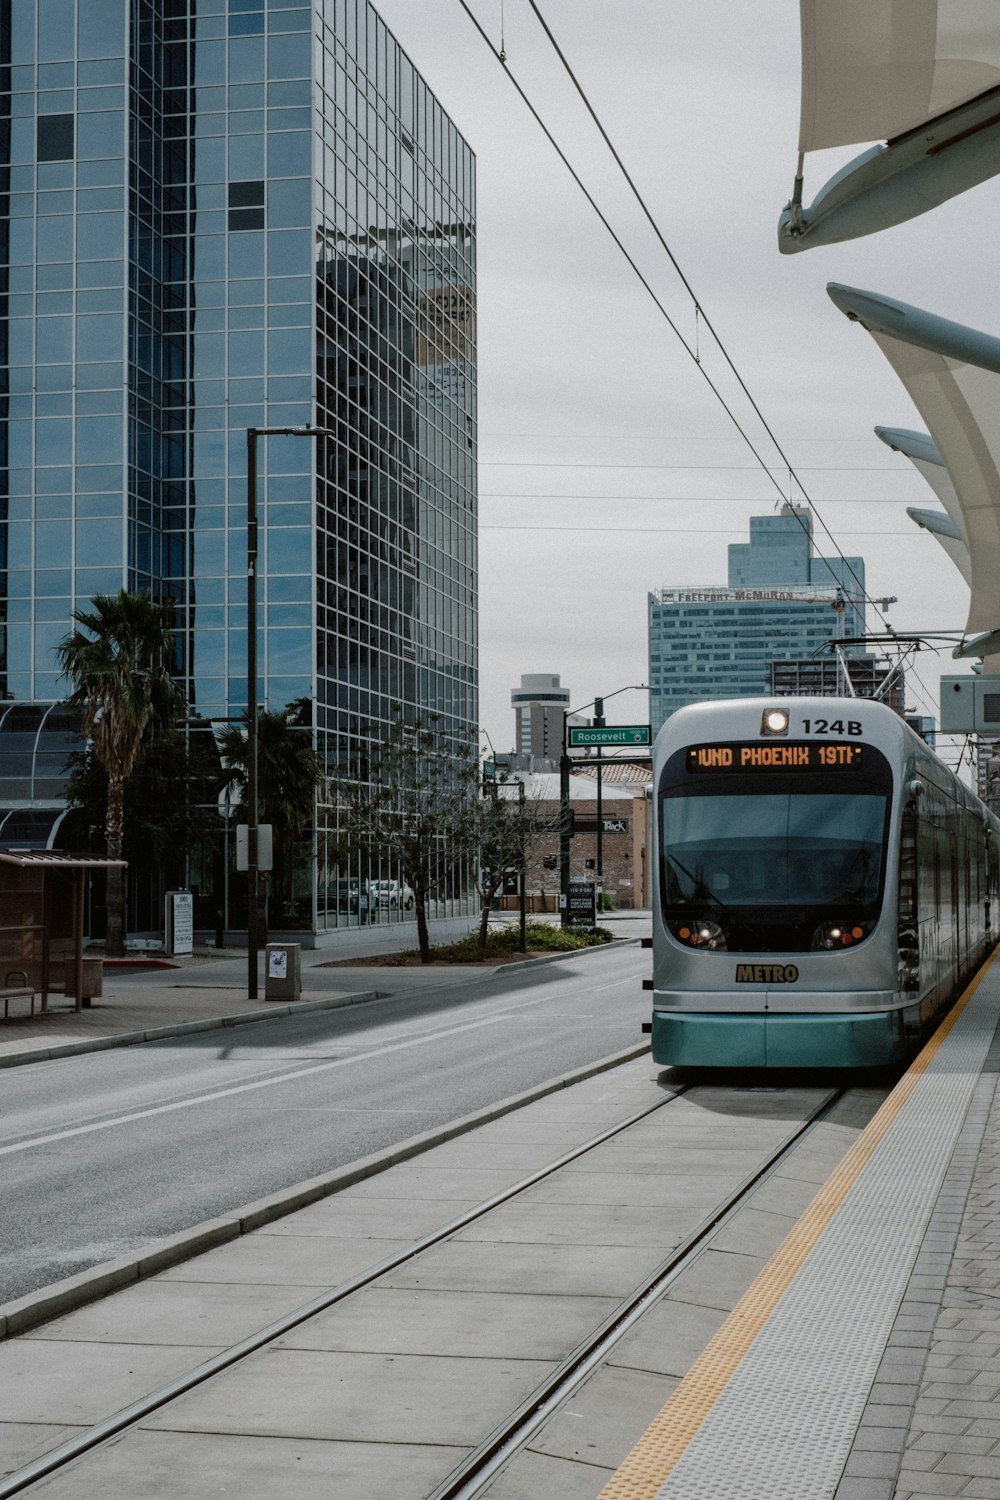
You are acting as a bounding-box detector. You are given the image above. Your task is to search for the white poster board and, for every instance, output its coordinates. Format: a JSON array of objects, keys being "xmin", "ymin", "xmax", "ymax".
[{"xmin": 165, "ymin": 890, "xmax": 194, "ymax": 956}]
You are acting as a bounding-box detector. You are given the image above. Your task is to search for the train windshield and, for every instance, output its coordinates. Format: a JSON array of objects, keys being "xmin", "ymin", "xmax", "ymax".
[{"xmin": 659, "ymin": 745, "xmax": 892, "ymax": 953}]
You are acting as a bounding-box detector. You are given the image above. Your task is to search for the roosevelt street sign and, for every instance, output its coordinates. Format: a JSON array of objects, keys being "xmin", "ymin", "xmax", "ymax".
[{"xmin": 568, "ymin": 724, "xmax": 651, "ymax": 748}]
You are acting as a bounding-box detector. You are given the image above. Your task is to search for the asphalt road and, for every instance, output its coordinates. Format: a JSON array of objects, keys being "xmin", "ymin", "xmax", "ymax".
[{"xmin": 0, "ymin": 942, "xmax": 651, "ymax": 1304}]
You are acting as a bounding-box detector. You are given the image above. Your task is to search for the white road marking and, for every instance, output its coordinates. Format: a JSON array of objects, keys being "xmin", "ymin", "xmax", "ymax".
[{"xmin": 0, "ymin": 967, "xmax": 647, "ymax": 1157}]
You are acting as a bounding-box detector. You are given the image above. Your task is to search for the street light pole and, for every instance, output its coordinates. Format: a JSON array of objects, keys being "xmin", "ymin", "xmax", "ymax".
[
  {"xmin": 245, "ymin": 425, "xmax": 334, "ymax": 999},
  {"xmin": 594, "ymin": 696, "xmax": 605, "ymax": 907}
]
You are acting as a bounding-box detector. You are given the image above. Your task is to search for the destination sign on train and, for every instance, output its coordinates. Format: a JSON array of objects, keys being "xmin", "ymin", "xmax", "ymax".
[{"xmin": 686, "ymin": 742, "xmax": 863, "ymax": 772}]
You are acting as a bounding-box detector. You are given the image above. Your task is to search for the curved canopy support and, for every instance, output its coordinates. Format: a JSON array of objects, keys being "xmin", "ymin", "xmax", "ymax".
[
  {"xmin": 876, "ymin": 424, "xmax": 967, "ymax": 543},
  {"xmin": 830, "ymin": 283, "xmax": 1000, "ymax": 637},
  {"xmin": 954, "ymin": 629, "xmax": 1000, "ymax": 660},
  {"xmin": 779, "ymin": 89, "xmax": 1000, "ymax": 253},
  {"xmin": 782, "ymin": 1, "xmax": 1000, "ymax": 252},
  {"xmin": 906, "ymin": 506, "xmax": 972, "ymax": 585}
]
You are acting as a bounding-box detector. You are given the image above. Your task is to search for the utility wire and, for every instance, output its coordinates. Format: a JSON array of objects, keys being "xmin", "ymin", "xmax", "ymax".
[
  {"xmin": 481, "ymin": 460, "xmax": 919, "ymax": 472},
  {"xmin": 479, "ymin": 501, "xmax": 929, "ymax": 513},
  {"xmin": 520, "ymin": 0, "xmax": 896, "ymax": 642},
  {"xmin": 457, "ymin": 0, "xmax": 940, "ymax": 718},
  {"xmin": 451, "ymin": 2, "xmax": 798, "ymax": 523}
]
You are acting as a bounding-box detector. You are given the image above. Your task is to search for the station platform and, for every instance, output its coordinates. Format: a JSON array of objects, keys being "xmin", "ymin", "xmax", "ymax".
[
  {"xmin": 594, "ymin": 951, "xmax": 1000, "ymax": 1500},
  {"xmin": 2, "ymin": 948, "xmax": 999, "ymax": 1499}
]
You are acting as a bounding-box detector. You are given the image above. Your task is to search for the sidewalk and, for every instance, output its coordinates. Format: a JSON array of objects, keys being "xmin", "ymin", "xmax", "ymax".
[{"xmin": 0, "ymin": 912, "xmax": 648, "ymax": 1069}]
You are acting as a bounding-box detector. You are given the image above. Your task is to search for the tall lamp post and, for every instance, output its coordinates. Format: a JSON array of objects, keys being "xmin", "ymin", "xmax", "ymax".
[
  {"xmin": 246, "ymin": 425, "xmax": 334, "ymax": 998},
  {"xmin": 559, "ymin": 684, "xmax": 648, "ymax": 927}
]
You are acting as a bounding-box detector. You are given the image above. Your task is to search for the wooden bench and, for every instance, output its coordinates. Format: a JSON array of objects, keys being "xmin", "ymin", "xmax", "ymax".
[{"xmin": 0, "ymin": 968, "xmax": 35, "ymax": 1019}]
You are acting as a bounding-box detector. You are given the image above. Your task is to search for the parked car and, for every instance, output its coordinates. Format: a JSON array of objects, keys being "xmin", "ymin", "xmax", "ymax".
[
  {"xmin": 371, "ymin": 879, "xmax": 415, "ymax": 911},
  {"xmin": 325, "ymin": 878, "xmax": 375, "ymax": 919}
]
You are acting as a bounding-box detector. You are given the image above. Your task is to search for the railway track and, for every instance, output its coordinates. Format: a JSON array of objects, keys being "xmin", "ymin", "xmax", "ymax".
[{"xmin": 2, "ymin": 1078, "xmax": 851, "ymax": 1498}]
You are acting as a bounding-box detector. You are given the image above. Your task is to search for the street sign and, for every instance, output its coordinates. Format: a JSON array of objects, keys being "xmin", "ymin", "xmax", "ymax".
[
  {"xmin": 236, "ymin": 823, "xmax": 273, "ymax": 872},
  {"xmin": 568, "ymin": 724, "xmax": 651, "ymax": 748}
]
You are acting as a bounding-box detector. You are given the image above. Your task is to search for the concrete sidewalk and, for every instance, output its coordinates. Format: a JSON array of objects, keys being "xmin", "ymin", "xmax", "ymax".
[{"xmin": 0, "ymin": 912, "xmax": 648, "ymax": 1069}]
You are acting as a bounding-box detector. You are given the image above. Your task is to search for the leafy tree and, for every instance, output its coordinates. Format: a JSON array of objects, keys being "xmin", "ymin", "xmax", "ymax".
[
  {"xmin": 217, "ymin": 707, "xmax": 323, "ymax": 935},
  {"xmin": 478, "ymin": 776, "xmax": 559, "ymax": 954},
  {"xmin": 333, "ymin": 718, "xmax": 479, "ymax": 962},
  {"xmin": 56, "ymin": 590, "xmax": 184, "ymax": 956},
  {"xmin": 62, "ymin": 727, "xmax": 221, "ymax": 884}
]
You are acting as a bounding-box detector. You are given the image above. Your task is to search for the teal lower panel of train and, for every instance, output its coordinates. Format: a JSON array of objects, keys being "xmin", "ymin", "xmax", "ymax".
[{"xmin": 650, "ymin": 1005, "xmax": 919, "ymax": 1070}]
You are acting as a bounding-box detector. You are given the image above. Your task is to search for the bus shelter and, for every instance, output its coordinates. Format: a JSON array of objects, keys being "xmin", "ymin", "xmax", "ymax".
[{"xmin": 0, "ymin": 850, "xmax": 126, "ymax": 1013}]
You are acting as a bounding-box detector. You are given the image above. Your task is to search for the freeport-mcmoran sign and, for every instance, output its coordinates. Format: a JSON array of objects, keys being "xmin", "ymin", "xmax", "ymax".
[{"xmin": 651, "ymin": 586, "xmax": 843, "ymax": 604}]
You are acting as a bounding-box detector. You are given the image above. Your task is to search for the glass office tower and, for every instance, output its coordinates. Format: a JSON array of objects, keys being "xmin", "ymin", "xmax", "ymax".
[
  {"xmin": 648, "ymin": 507, "xmax": 865, "ymax": 734},
  {"xmin": 0, "ymin": 1, "xmax": 478, "ymax": 937}
]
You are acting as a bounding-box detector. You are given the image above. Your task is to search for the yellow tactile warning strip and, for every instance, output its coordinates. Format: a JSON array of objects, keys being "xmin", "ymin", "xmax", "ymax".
[{"xmin": 595, "ymin": 952, "xmax": 1000, "ymax": 1500}]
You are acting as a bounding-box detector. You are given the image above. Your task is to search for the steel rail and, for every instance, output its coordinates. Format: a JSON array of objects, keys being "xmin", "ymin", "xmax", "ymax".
[{"xmin": 0, "ymin": 1080, "xmax": 691, "ymax": 1497}]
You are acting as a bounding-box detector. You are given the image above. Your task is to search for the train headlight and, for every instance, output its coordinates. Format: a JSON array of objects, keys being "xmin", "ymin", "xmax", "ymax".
[
  {"xmin": 673, "ymin": 918, "xmax": 727, "ymax": 951},
  {"xmin": 761, "ymin": 707, "xmax": 790, "ymax": 736},
  {"xmin": 811, "ymin": 919, "xmax": 869, "ymax": 951}
]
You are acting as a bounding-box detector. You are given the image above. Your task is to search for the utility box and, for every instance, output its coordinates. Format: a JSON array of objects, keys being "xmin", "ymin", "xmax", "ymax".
[
  {"xmin": 940, "ymin": 675, "xmax": 1000, "ymax": 733},
  {"xmin": 265, "ymin": 942, "xmax": 301, "ymax": 1002}
]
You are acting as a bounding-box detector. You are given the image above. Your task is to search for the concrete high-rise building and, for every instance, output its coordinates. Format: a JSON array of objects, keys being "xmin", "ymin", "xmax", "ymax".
[
  {"xmin": 0, "ymin": 0, "xmax": 477, "ymax": 939},
  {"xmin": 648, "ymin": 506, "xmax": 866, "ymax": 732},
  {"xmin": 511, "ymin": 673, "xmax": 570, "ymax": 770}
]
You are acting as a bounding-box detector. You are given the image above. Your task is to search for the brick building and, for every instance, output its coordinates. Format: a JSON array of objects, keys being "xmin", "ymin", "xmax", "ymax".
[{"xmin": 503, "ymin": 766, "xmax": 652, "ymax": 912}]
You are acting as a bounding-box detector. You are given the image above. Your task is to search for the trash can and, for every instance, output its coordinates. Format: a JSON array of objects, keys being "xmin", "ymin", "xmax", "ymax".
[
  {"xmin": 264, "ymin": 943, "xmax": 301, "ymax": 1002},
  {"xmin": 63, "ymin": 957, "xmax": 104, "ymax": 1009}
]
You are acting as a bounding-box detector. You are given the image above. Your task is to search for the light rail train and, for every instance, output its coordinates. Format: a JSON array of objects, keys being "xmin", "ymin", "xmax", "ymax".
[{"xmin": 650, "ymin": 697, "xmax": 1000, "ymax": 1068}]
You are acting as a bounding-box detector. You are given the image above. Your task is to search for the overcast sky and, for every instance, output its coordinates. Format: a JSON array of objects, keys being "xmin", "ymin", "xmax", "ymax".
[{"xmin": 373, "ymin": 0, "xmax": 998, "ymax": 767}]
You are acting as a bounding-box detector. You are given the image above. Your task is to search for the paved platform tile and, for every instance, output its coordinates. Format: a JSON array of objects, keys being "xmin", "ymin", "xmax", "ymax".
[
  {"xmin": 0, "ymin": 1339, "xmax": 221, "ymax": 1426},
  {"xmin": 452, "ymin": 1198, "xmax": 692, "ymax": 1249},
  {"xmin": 24, "ymin": 1429, "xmax": 463, "ymax": 1500},
  {"xmin": 532, "ymin": 1364, "xmax": 679, "ymax": 1471},
  {"xmin": 258, "ymin": 1193, "xmax": 479, "ymax": 1241},
  {"xmin": 483, "ymin": 1448, "xmax": 613, "ymax": 1499},
  {"xmin": 274, "ymin": 1286, "xmax": 621, "ymax": 1360},
  {"xmin": 142, "ymin": 1347, "xmax": 553, "ymax": 1446},
  {"xmin": 23, "ymin": 1278, "xmax": 320, "ymax": 1348},
  {"xmin": 1, "ymin": 1423, "xmax": 80, "ymax": 1480},
  {"xmin": 156, "ymin": 1231, "xmax": 413, "ymax": 1287},
  {"xmin": 605, "ymin": 1296, "xmax": 729, "ymax": 1379},
  {"xmin": 376, "ymin": 1238, "xmax": 664, "ymax": 1298}
]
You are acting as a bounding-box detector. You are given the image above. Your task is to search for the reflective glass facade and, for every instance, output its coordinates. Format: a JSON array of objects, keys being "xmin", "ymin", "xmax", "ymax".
[{"xmin": 0, "ymin": 1, "xmax": 478, "ymax": 934}]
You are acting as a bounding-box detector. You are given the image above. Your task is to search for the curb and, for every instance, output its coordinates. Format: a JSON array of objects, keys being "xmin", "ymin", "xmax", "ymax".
[
  {"xmin": 0, "ymin": 1040, "xmax": 651, "ymax": 1339},
  {"xmin": 0, "ymin": 988, "xmax": 385, "ymax": 1070}
]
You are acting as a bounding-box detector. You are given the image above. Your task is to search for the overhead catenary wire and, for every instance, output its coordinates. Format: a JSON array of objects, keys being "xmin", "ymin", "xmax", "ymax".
[
  {"xmin": 455, "ymin": 0, "xmax": 943, "ymax": 722},
  {"xmin": 480, "ymin": 460, "xmax": 920, "ymax": 473},
  {"xmin": 517, "ymin": 0, "xmax": 895, "ymax": 639}
]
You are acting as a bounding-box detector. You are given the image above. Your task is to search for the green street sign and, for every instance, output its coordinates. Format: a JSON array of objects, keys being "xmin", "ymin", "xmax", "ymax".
[{"xmin": 568, "ymin": 724, "xmax": 652, "ymax": 748}]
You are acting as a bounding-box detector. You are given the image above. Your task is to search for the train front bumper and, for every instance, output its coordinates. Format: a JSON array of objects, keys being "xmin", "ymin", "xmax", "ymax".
[{"xmin": 651, "ymin": 1003, "xmax": 911, "ymax": 1069}]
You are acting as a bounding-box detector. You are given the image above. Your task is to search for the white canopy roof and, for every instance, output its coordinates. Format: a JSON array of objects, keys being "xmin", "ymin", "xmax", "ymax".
[
  {"xmin": 830, "ymin": 284, "xmax": 1000, "ymax": 647},
  {"xmin": 799, "ymin": 0, "xmax": 1000, "ymax": 152},
  {"xmin": 781, "ymin": 4, "xmax": 1000, "ymax": 251}
]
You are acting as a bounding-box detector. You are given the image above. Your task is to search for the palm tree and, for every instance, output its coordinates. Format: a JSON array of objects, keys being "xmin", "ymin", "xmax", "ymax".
[
  {"xmin": 57, "ymin": 590, "xmax": 184, "ymax": 957},
  {"xmin": 217, "ymin": 707, "xmax": 323, "ymax": 933}
]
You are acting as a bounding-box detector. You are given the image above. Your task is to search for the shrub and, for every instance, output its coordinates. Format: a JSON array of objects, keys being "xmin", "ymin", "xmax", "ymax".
[{"xmin": 424, "ymin": 921, "xmax": 614, "ymax": 963}]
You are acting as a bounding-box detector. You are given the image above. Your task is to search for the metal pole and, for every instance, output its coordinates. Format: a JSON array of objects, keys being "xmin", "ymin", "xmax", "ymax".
[
  {"xmin": 594, "ymin": 697, "xmax": 604, "ymax": 910},
  {"xmin": 518, "ymin": 779, "xmax": 526, "ymax": 951},
  {"xmin": 247, "ymin": 428, "xmax": 259, "ymax": 999},
  {"xmin": 244, "ymin": 425, "xmax": 336, "ymax": 997},
  {"xmin": 559, "ymin": 712, "xmax": 571, "ymax": 929}
]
